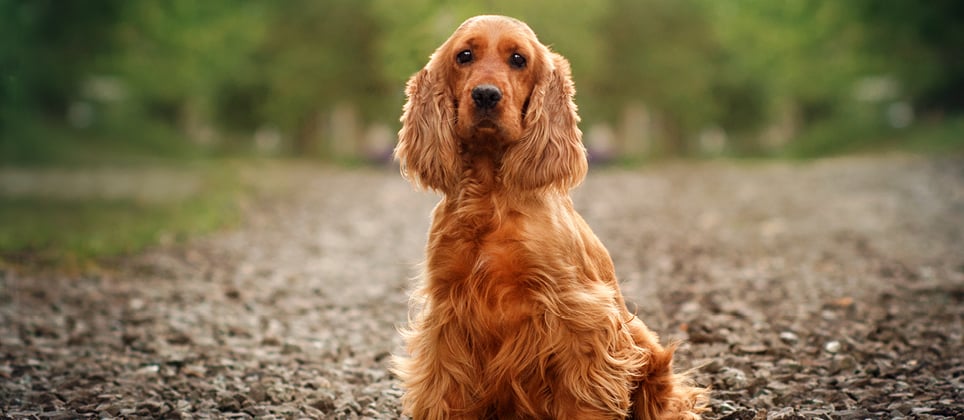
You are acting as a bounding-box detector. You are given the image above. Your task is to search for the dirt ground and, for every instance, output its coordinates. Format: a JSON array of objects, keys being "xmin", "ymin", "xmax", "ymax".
[{"xmin": 1, "ymin": 155, "xmax": 962, "ymax": 419}]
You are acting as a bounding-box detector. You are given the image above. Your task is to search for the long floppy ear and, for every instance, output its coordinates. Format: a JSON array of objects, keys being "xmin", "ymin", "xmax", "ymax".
[
  {"xmin": 394, "ymin": 60, "xmax": 460, "ymax": 194},
  {"xmin": 502, "ymin": 51, "xmax": 588, "ymax": 191}
]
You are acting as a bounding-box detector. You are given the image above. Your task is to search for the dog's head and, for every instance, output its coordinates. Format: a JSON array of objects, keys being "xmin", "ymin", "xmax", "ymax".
[{"xmin": 396, "ymin": 15, "xmax": 587, "ymax": 194}]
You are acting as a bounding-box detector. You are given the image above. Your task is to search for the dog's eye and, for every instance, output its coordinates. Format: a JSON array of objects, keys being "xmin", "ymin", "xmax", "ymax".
[
  {"xmin": 456, "ymin": 50, "xmax": 473, "ymax": 65},
  {"xmin": 509, "ymin": 53, "xmax": 527, "ymax": 69}
]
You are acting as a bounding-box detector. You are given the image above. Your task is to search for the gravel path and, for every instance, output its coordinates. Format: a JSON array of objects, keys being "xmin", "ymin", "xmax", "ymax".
[{"xmin": 1, "ymin": 155, "xmax": 962, "ymax": 419}]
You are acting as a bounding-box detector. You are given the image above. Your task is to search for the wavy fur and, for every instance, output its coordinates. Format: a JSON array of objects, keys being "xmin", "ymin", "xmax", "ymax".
[{"xmin": 393, "ymin": 15, "xmax": 707, "ymax": 419}]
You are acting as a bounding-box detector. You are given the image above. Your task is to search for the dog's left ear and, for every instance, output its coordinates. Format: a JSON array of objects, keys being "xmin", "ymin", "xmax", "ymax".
[{"xmin": 502, "ymin": 51, "xmax": 588, "ymax": 191}]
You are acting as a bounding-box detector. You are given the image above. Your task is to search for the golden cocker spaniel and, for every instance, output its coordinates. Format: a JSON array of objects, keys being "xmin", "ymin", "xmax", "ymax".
[{"xmin": 393, "ymin": 15, "xmax": 707, "ymax": 419}]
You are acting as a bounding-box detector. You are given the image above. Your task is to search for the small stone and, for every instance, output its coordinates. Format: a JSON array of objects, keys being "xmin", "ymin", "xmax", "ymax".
[
  {"xmin": 175, "ymin": 400, "xmax": 192, "ymax": 412},
  {"xmin": 824, "ymin": 340, "xmax": 841, "ymax": 353},
  {"xmin": 719, "ymin": 409, "xmax": 759, "ymax": 420},
  {"xmin": 739, "ymin": 344, "xmax": 768, "ymax": 354},
  {"xmin": 831, "ymin": 296, "xmax": 854, "ymax": 308},
  {"xmin": 136, "ymin": 400, "xmax": 164, "ymax": 415},
  {"xmin": 247, "ymin": 384, "xmax": 268, "ymax": 403},
  {"xmin": 129, "ymin": 298, "xmax": 145, "ymax": 311},
  {"xmin": 766, "ymin": 381, "xmax": 789, "ymax": 391},
  {"xmin": 225, "ymin": 287, "xmax": 241, "ymax": 300},
  {"xmin": 887, "ymin": 402, "xmax": 913, "ymax": 415},
  {"xmin": 830, "ymin": 354, "xmax": 858, "ymax": 374},
  {"xmin": 181, "ymin": 364, "xmax": 207, "ymax": 378},
  {"xmin": 702, "ymin": 358, "xmax": 725, "ymax": 373},
  {"xmin": 720, "ymin": 367, "xmax": 748, "ymax": 389},
  {"xmin": 680, "ymin": 301, "xmax": 702, "ymax": 314},
  {"xmin": 281, "ymin": 343, "xmax": 301, "ymax": 354},
  {"xmin": 776, "ymin": 358, "xmax": 803, "ymax": 372},
  {"xmin": 310, "ymin": 391, "xmax": 337, "ymax": 413},
  {"xmin": 166, "ymin": 330, "xmax": 193, "ymax": 345},
  {"xmin": 135, "ymin": 365, "xmax": 159, "ymax": 375},
  {"xmin": 778, "ymin": 331, "xmax": 799, "ymax": 343},
  {"xmin": 769, "ymin": 407, "xmax": 796, "ymax": 419},
  {"xmin": 217, "ymin": 394, "xmax": 241, "ymax": 412}
]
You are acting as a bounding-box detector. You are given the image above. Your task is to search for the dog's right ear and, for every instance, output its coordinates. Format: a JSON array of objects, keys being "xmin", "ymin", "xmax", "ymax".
[{"xmin": 395, "ymin": 59, "xmax": 460, "ymax": 194}]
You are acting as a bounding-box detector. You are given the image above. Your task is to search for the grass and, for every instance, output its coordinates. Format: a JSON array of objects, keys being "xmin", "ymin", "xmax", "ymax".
[
  {"xmin": 1, "ymin": 114, "xmax": 219, "ymax": 168},
  {"xmin": 0, "ymin": 162, "xmax": 244, "ymax": 271},
  {"xmin": 780, "ymin": 115, "xmax": 964, "ymax": 159},
  {"xmin": 896, "ymin": 117, "xmax": 964, "ymax": 155}
]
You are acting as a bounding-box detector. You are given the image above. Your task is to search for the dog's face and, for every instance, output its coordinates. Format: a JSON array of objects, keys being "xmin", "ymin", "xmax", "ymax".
[
  {"xmin": 396, "ymin": 15, "xmax": 587, "ymax": 193},
  {"xmin": 444, "ymin": 16, "xmax": 542, "ymax": 143}
]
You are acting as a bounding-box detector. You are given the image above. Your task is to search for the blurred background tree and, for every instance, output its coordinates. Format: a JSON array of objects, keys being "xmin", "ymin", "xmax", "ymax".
[{"xmin": 1, "ymin": 0, "xmax": 961, "ymax": 166}]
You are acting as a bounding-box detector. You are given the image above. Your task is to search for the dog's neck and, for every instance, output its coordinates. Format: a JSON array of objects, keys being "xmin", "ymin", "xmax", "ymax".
[
  {"xmin": 458, "ymin": 134, "xmax": 508, "ymax": 188},
  {"xmin": 458, "ymin": 150, "xmax": 500, "ymax": 193},
  {"xmin": 450, "ymin": 135, "xmax": 510, "ymax": 235},
  {"xmin": 459, "ymin": 132, "xmax": 507, "ymax": 157}
]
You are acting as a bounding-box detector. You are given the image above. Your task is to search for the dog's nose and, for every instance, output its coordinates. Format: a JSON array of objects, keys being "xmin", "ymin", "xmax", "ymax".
[{"xmin": 471, "ymin": 84, "xmax": 502, "ymax": 110}]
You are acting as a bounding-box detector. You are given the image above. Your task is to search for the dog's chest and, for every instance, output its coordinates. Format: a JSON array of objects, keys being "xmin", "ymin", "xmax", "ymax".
[
  {"xmin": 432, "ymin": 215, "xmax": 542, "ymax": 325},
  {"xmin": 465, "ymin": 236, "xmax": 538, "ymax": 323}
]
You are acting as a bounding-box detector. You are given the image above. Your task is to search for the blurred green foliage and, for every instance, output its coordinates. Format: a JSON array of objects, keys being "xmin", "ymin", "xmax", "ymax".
[{"xmin": 1, "ymin": 0, "xmax": 962, "ymax": 165}]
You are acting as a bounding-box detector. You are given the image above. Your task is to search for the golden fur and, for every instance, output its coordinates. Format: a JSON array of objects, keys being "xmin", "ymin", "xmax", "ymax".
[{"xmin": 393, "ymin": 15, "xmax": 708, "ymax": 419}]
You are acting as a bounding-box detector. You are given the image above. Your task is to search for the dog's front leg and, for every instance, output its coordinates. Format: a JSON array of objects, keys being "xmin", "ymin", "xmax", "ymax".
[{"xmin": 396, "ymin": 320, "xmax": 483, "ymax": 420}]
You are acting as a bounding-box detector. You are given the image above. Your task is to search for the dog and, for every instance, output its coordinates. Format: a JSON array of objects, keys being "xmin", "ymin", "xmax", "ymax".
[{"xmin": 392, "ymin": 15, "xmax": 707, "ymax": 419}]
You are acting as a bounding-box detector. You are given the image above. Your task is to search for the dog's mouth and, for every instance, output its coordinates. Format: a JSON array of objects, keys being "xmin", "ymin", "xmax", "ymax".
[
  {"xmin": 475, "ymin": 119, "xmax": 498, "ymax": 129},
  {"xmin": 455, "ymin": 99, "xmax": 502, "ymax": 133},
  {"xmin": 472, "ymin": 117, "xmax": 502, "ymax": 135}
]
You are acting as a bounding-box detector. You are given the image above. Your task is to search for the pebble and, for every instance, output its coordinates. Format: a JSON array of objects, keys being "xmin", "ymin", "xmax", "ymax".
[
  {"xmin": 702, "ymin": 358, "xmax": 725, "ymax": 373},
  {"xmin": 824, "ymin": 340, "xmax": 841, "ymax": 353},
  {"xmin": 281, "ymin": 343, "xmax": 302, "ymax": 354},
  {"xmin": 739, "ymin": 344, "xmax": 769, "ymax": 354},
  {"xmin": 310, "ymin": 391, "xmax": 337, "ymax": 413},
  {"xmin": 831, "ymin": 355, "xmax": 858, "ymax": 374},
  {"xmin": 778, "ymin": 331, "xmax": 799, "ymax": 343},
  {"xmin": 720, "ymin": 367, "xmax": 749, "ymax": 389},
  {"xmin": 135, "ymin": 365, "xmax": 160, "ymax": 375}
]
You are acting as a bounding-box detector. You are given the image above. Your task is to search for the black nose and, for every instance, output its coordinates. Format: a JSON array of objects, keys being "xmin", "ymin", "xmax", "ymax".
[{"xmin": 471, "ymin": 84, "xmax": 502, "ymax": 110}]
